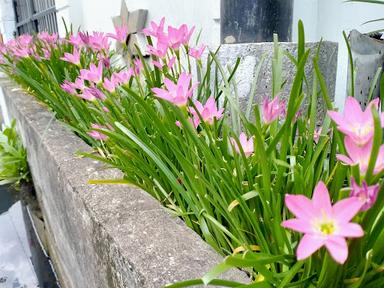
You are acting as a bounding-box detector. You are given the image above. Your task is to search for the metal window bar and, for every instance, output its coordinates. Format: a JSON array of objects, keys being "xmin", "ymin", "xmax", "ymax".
[{"xmin": 13, "ymin": 0, "xmax": 58, "ymax": 35}]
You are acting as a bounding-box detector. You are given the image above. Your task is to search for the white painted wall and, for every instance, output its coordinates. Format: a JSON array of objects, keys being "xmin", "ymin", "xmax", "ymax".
[
  {"xmin": 0, "ymin": 0, "xmax": 16, "ymax": 42},
  {"xmin": 292, "ymin": 0, "xmax": 318, "ymax": 42}
]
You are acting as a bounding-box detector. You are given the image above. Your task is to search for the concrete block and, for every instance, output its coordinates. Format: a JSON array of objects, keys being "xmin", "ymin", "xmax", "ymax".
[{"xmin": 213, "ymin": 41, "xmax": 338, "ymax": 118}]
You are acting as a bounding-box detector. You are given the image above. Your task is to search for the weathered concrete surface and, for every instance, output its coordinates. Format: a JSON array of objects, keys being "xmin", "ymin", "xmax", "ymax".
[
  {"xmin": 214, "ymin": 41, "xmax": 338, "ymax": 116},
  {"xmin": 0, "ymin": 80, "xmax": 249, "ymax": 288},
  {"xmin": 349, "ymin": 30, "xmax": 384, "ymax": 107}
]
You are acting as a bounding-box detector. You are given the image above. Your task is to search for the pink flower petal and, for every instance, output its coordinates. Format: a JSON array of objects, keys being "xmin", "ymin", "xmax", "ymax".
[
  {"xmin": 152, "ymin": 87, "xmax": 170, "ymax": 100},
  {"xmin": 332, "ymin": 197, "xmax": 364, "ymax": 223},
  {"xmin": 336, "ymin": 154, "xmax": 354, "ymax": 166},
  {"xmin": 296, "ymin": 234, "xmax": 325, "ymax": 260},
  {"xmin": 164, "ymin": 78, "xmax": 177, "ymax": 91},
  {"xmin": 285, "ymin": 194, "xmax": 316, "ymax": 219},
  {"xmin": 345, "ymin": 97, "xmax": 364, "ymax": 122},
  {"xmin": 327, "ymin": 111, "xmax": 345, "ymax": 127},
  {"xmin": 281, "ymin": 219, "xmax": 313, "ymax": 234},
  {"xmin": 325, "ymin": 236, "xmax": 348, "ymax": 264},
  {"xmin": 337, "ymin": 223, "xmax": 364, "ymax": 238},
  {"xmin": 312, "ymin": 181, "xmax": 332, "ymax": 215}
]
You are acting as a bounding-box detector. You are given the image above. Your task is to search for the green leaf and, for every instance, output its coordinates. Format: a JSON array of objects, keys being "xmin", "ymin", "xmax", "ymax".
[
  {"xmin": 202, "ymin": 262, "xmax": 232, "ymax": 285},
  {"xmin": 228, "ymin": 190, "xmax": 260, "ymax": 212}
]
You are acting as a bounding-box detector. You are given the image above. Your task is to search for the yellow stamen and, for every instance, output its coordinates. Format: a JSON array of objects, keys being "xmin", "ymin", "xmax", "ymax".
[{"xmin": 319, "ymin": 222, "xmax": 335, "ymax": 235}]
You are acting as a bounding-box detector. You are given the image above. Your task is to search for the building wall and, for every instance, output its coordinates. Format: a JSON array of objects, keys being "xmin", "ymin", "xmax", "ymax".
[
  {"xmin": 0, "ymin": 0, "xmax": 16, "ymax": 42},
  {"xmin": 292, "ymin": 0, "xmax": 318, "ymax": 43}
]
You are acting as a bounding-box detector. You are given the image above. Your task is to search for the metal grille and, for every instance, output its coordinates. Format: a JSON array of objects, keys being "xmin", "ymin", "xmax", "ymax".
[{"xmin": 13, "ymin": 0, "xmax": 58, "ymax": 35}]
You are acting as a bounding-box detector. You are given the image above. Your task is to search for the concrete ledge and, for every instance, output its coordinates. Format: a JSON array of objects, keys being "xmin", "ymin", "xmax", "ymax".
[{"xmin": 0, "ymin": 80, "xmax": 248, "ymax": 287}]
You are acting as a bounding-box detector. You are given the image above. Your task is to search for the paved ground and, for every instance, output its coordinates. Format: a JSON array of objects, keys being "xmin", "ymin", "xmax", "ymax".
[
  {"xmin": 0, "ymin": 185, "xmax": 58, "ymax": 288},
  {"xmin": 0, "ymin": 199, "xmax": 39, "ymax": 288}
]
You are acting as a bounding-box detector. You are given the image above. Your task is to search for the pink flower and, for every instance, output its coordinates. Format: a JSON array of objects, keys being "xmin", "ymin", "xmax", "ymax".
[
  {"xmin": 337, "ymin": 137, "xmax": 384, "ymax": 175},
  {"xmin": 152, "ymin": 72, "xmax": 196, "ymax": 106},
  {"xmin": 350, "ymin": 177, "xmax": 379, "ymax": 211},
  {"xmin": 103, "ymin": 79, "xmax": 116, "ymax": 93},
  {"xmin": 97, "ymin": 53, "xmax": 111, "ymax": 69},
  {"xmin": 134, "ymin": 58, "xmax": 143, "ymax": 75},
  {"xmin": 87, "ymin": 124, "xmax": 109, "ymax": 140},
  {"xmin": 167, "ymin": 56, "xmax": 176, "ymax": 69},
  {"xmin": 61, "ymin": 48, "xmax": 81, "ymax": 65},
  {"xmin": 68, "ymin": 34, "xmax": 84, "ymax": 47},
  {"xmin": 78, "ymin": 32, "xmax": 90, "ymax": 46},
  {"xmin": 107, "ymin": 25, "xmax": 128, "ymax": 43},
  {"xmin": 230, "ymin": 132, "xmax": 254, "ymax": 157},
  {"xmin": 282, "ymin": 181, "xmax": 364, "ymax": 264},
  {"xmin": 314, "ymin": 127, "xmax": 322, "ymax": 144},
  {"xmin": 81, "ymin": 87, "xmax": 106, "ymax": 101},
  {"xmin": 152, "ymin": 56, "xmax": 176, "ymax": 69},
  {"xmin": 80, "ymin": 62, "xmax": 103, "ymax": 84},
  {"xmin": 42, "ymin": 48, "xmax": 51, "ymax": 59},
  {"xmin": 328, "ymin": 97, "xmax": 384, "ymax": 146},
  {"xmin": 262, "ymin": 97, "xmax": 286, "ymax": 124},
  {"xmin": 143, "ymin": 17, "xmax": 166, "ymax": 38},
  {"xmin": 17, "ymin": 34, "xmax": 33, "ymax": 46},
  {"xmin": 111, "ymin": 69, "xmax": 133, "ymax": 85},
  {"xmin": 147, "ymin": 42, "xmax": 169, "ymax": 58},
  {"xmin": 103, "ymin": 78, "xmax": 117, "ymax": 93},
  {"xmin": 12, "ymin": 47, "xmax": 31, "ymax": 58},
  {"xmin": 180, "ymin": 24, "xmax": 195, "ymax": 45},
  {"xmin": 152, "ymin": 60, "xmax": 163, "ymax": 69},
  {"xmin": 188, "ymin": 96, "xmax": 224, "ymax": 126},
  {"xmin": 189, "ymin": 45, "xmax": 206, "ymax": 59},
  {"xmin": 159, "ymin": 24, "xmax": 195, "ymax": 50},
  {"xmin": 175, "ymin": 118, "xmax": 199, "ymax": 129},
  {"xmin": 37, "ymin": 32, "xmax": 58, "ymax": 45},
  {"xmin": 72, "ymin": 78, "xmax": 85, "ymax": 90},
  {"xmin": 37, "ymin": 31, "xmax": 59, "ymax": 45},
  {"xmin": 61, "ymin": 80, "xmax": 76, "ymax": 95},
  {"xmin": 88, "ymin": 32, "xmax": 109, "ymax": 51}
]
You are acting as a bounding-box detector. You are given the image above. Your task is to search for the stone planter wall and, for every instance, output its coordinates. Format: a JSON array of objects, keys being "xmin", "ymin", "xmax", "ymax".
[
  {"xmin": 0, "ymin": 80, "xmax": 248, "ymax": 288},
  {"xmin": 216, "ymin": 41, "xmax": 338, "ymax": 115}
]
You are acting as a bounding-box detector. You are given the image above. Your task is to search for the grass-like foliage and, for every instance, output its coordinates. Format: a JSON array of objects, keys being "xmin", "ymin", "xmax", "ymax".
[
  {"xmin": 0, "ymin": 120, "xmax": 29, "ymax": 187},
  {"xmin": 0, "ymin": 19, "xmax": 383, "ymax": 287}
]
